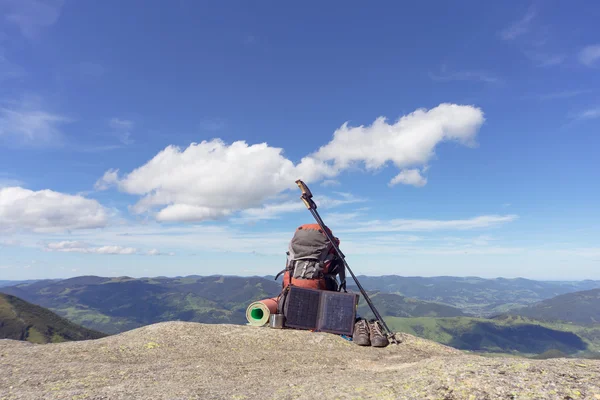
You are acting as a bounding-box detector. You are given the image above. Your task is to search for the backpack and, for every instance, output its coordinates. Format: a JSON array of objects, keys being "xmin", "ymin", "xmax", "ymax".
[{"xmin": 275, "ymin": 223, "xmax": 345, "ymax": 292}]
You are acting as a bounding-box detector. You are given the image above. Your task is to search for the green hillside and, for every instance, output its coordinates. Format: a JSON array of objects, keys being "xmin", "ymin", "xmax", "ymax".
[
  {"xmin": 0, "ymin": 293, "xmax": 107, "ymax": 343},
  {"xmin": 509, "ymin": 288, "xmax": 600, "ymax": 325},
  {"xmin": 386, "ymin": 315, "xmax": 600, "ymax": 357}
]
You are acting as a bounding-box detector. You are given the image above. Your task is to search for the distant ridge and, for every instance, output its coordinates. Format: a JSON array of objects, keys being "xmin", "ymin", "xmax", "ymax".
[{"xmin": 510, "ymin": 288, "xmax": 600, "ymax": 325}]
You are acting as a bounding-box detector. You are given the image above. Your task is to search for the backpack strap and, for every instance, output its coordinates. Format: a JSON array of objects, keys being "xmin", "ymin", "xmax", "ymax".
[{"xmin": 274, "ymin": 269, "xmax": 286, "ymax": 281}]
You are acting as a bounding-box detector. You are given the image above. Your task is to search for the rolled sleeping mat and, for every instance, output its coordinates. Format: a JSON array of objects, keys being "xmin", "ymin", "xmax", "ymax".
[{"xmin": 246, "ymin": 297, "xmax": 279, "ymax": 326}]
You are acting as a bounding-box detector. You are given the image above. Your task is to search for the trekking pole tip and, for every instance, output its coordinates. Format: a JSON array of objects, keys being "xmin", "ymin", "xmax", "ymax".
[
  {"xmin": 388, "ymin": 332, "xmax": 401, "ymax": 345},
  {"xmin": 295, "ymin": 179, "xmax": 313, "ymax": 198}
]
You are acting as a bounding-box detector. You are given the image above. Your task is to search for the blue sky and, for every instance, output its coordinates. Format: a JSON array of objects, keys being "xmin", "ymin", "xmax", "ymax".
[{"xmin": 1, "ymin": 0, "xmax": 599, "ymax": 280}]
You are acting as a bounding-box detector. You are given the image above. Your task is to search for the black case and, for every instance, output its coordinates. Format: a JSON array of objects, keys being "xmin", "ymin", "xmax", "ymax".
[{"xmin": 283, "ymin": 286, "xmax": 359, "ymax": 336}]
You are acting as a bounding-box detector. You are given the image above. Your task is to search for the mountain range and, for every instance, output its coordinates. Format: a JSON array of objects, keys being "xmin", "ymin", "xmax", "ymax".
[
  {"xmin": 347, "ymin": 275, "xmax": 600, "ymax": 316},
  {"xmin": 2, "ymin": 274, "xmax": 600, "ymax": 357}
]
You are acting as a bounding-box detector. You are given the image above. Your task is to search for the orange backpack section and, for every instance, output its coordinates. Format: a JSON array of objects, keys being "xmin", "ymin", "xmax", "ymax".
[{"xmin": 281, "ymin": 270, "xmax": 328, "ymax": 290}]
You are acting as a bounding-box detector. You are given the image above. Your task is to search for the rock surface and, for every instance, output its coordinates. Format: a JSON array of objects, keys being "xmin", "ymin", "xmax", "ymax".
[{"xmin": 1, "ymin": 321, "xmax": 599, "ymax": 399}]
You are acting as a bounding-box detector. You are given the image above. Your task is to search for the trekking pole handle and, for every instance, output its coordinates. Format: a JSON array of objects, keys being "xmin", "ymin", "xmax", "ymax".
[
  {"xmin": 300, "ymin": 196, "xmax": 312, "ymax": 210},
  {"xmin": 295, "ymin": 180, "xmax": 313, "ymax": 199},
  {"xmin": 301, "ymin": 195, "xmax": 317, "ymax": 210}
]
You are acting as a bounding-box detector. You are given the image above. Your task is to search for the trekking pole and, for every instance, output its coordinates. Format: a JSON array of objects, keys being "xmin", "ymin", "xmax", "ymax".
[{"xmin": 295, "ymin": 180, "xmax": 399, "ymax": 344}]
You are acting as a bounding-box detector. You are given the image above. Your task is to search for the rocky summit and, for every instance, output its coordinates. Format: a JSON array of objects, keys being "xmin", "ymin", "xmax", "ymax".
[{"xmin": 1, "ymin": 321, "xmax": 599, "ymax": 400}]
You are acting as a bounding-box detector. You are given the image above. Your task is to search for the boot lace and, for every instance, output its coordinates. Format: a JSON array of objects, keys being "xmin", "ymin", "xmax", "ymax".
[
  {"xmin": 370, "ymin": 320, "xmax": 384, "ymax": 336},
  {"xmin": 356, "ymin": 319, "xmax": 369, "ymax": 335}
]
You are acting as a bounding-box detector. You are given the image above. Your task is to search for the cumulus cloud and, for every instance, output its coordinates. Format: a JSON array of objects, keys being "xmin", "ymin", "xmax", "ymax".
[
  {"xmin": 389, "ymin": 169, "xmax": 427, "ymax": 187},
  {"xmin": 156, "ymin": 204, "xmax": 233, "ymax": 222},
  {"xmin": 94, "ymin": 169, "xmax": 119, "ymax": 191},
  {"xmin": 98, "ymin": 103, "xmax": 484, "ymax": 222},
  {"xmin": 579, "ymin": 45, "xmax": 600, "ymax": 67},
  {"xmin": 96, "ymin": 139, "xmax": 334, "ymax": 222},
  {"xmin": 312, "ymin": 103, "xmax": 484, "ymax": 178},
  {"xmin": 0, "ymin": 187, "xmax": 108, "ymax": 233}
]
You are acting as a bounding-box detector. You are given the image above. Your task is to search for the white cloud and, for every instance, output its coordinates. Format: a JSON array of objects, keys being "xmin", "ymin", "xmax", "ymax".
[
  {"xmin": 156, "ymin": 204, "xmax": 233, "ymax": 223},
  {"xmin": 237, "ymin": 201, "xmax": 302, "ymax": 222},
  {"xmin": 109, "ymin": 118, "xmax": 134, "ymax": 145},
  {"xmin": 312, "ymin": 103, "xmax": 484, "ymax": 176},
  {"xmin": 147, "ymin": 248, "xmax": 175, "ymax": 256},
  {"xmin": 536, "ymin": 90, "xmax": 591, "ymax": 100},
  {"xmin": 0, "ymin": 97, "xmax": 69, "ymax": 146},
  {"xmin": 95, "ymin": 245, "xmax": 137, "ymax": 255},
  {"xmin": 235, "ymin": 194, "xmax": 364, "ymax": 222},
  {"xmin": 1, "ymin": 0, "xmax": 64, "ymax": 39},
  {"xmin": 45, "ymin": 241, "xmax": 137, "ymax": 255},
  {"xmin": 6, "ymin": 212, "xmax": 521, "ymax": 261},
  {"xmin": 338, "ymin": 215, "xmax": 518, "ymax": 233},
  {"xmin": 577, "ymin": 107, "xmax": 600, "ymax": 120},
  {"xmin": 389, "ymin": 169, "xmax": 427, "ymax": 187},
  {"xmin": 46, "ymin": 240, "xmax": 89, "ymax": 250},
  {"xmin": 579, "ymin": 45, "xmax": 600, "ymax": 67},
  {"xmin": 0, "ymin": 187, "xmax": 108, "ymax": 233},
  {"xmin": 321, "ymin": 212, "xmax": 362, "ymax": 224},
  {"xmin": 441, "ymin": 234, "xmax": 495, "ymax": 247},
  {"xmin": 94, "ymin": 169, "xmax": 119, "ymax": 191},
  {"xmin": 499, "ymin": 7, "xmax": 536, "ymax": 40},
  {"xmin": 320, "ymin": 179, "xmax": 340, "ymax": 187},
  {"xmin": 98, "ymin": 103, "xmax": 484, "ymax": 222},
  {"xmin": 44, "ymin": 240, "xmax": 175, "ymax": 256},
  {"xmin": 109, "ymin": 118, "xmax": 133, "ymax": 131},
  {"xmin": 97, "ymin": 139, "xmax": 335, "ymax": 222}
]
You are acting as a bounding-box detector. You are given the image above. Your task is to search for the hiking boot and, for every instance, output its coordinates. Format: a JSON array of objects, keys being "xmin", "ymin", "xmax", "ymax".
[
  {"xmin": 368, "ymin": 320, "xmax": 389, "ymax": 348},
  {"xmin": 352, "ymin": 318, "xmax": 371, "ymax": 346}
]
